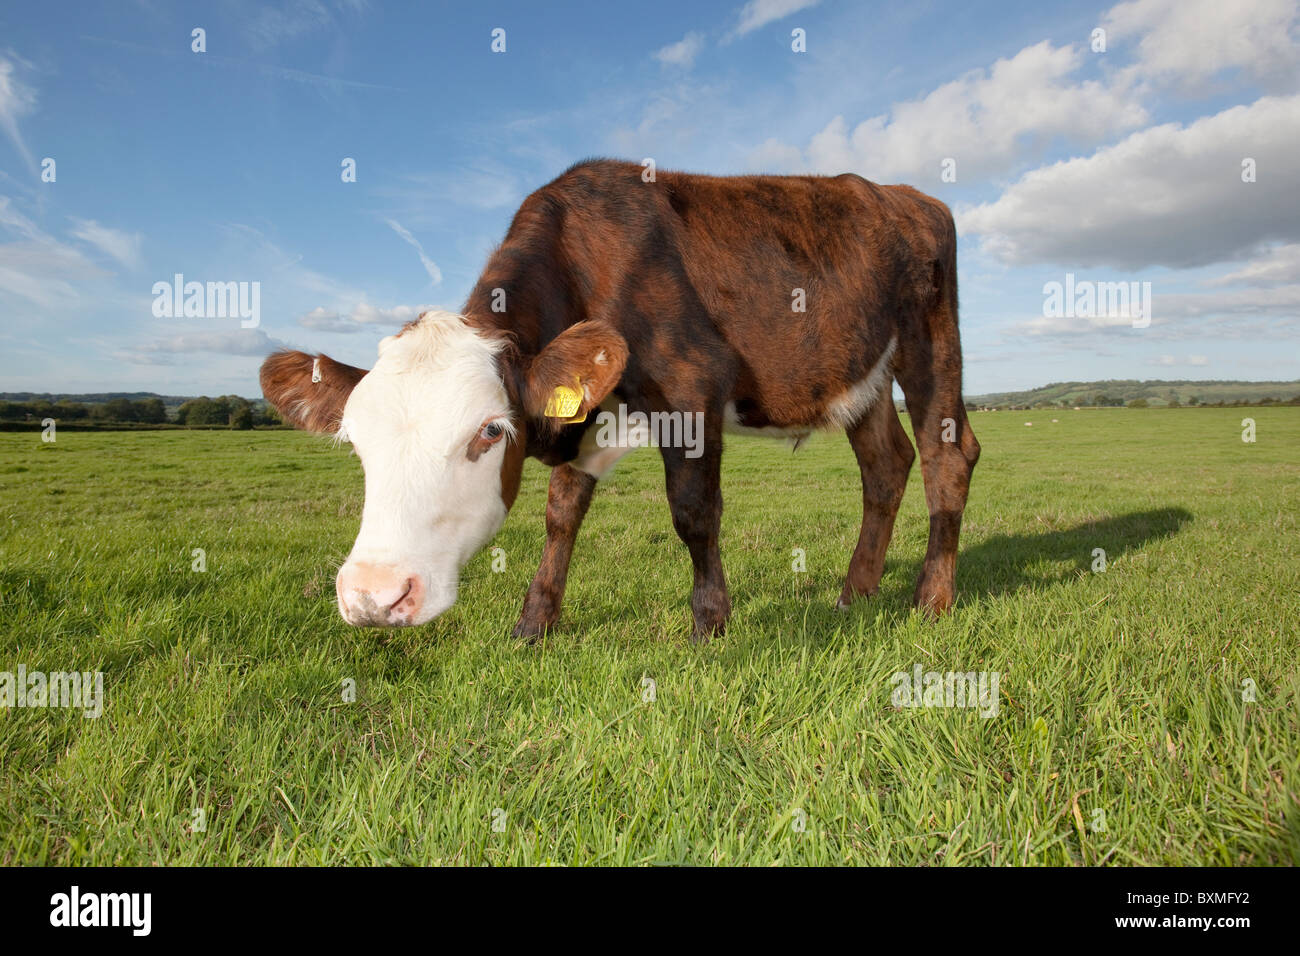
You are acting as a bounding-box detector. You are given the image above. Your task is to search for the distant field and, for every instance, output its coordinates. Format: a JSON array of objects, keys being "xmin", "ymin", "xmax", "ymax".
[
  {"xmin": 0, "ymin": 407, "xmax": 1297, "ymax": 865},
  {"xmin": 967, "ymin": 379, "xmax": 1300, "ymax": 408}
]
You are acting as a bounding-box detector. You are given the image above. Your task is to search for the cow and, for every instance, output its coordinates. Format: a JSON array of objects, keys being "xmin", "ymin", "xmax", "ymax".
[{"xmin": 260, "ymin": 159, "xmax": 979, "ymax": 641}]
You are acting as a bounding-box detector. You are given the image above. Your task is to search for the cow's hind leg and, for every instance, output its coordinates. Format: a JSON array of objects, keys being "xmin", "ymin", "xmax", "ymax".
[
  {"xmin": 838, "ymin": 394, "xmax": 915, "ymax": 609},
  {"xmin": 896, "ymin": 337, "xmax": 980, "ymax": 615},
  {"xmin": 512, "ymin": 464, "xmax": 597, "ymax": 640}
]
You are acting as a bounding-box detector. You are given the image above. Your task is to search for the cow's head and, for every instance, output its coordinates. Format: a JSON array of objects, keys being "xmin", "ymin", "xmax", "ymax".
[{"xmin": 261, "ymin": 311, "xmax": 627, "ymax": 627}]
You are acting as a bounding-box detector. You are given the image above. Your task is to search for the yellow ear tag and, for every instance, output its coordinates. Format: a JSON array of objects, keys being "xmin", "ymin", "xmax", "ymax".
[{"xmin": 544, "ymin": 379, "xmax": 586, "ymax": 423}]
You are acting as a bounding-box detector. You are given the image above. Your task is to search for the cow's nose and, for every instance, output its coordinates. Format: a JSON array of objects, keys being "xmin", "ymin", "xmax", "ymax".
[{"xmin": 336, "ymin": 563, "xmax": 423, "ymax": 627}]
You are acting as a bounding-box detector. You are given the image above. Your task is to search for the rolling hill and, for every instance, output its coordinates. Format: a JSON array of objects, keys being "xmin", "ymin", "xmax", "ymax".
[{"xmin": 963, "ymin": 379, "xmax": 1300, "ymax": 408}]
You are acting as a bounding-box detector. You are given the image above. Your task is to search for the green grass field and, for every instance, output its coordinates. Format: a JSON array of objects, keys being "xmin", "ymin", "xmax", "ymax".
[{"xmin": 1, "ymin": 407, "xmax": 1296, "ymax": 865}]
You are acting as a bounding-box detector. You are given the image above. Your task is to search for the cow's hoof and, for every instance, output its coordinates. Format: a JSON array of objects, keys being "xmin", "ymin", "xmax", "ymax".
[
  {"xmin": 511, "ymin": 618, "xmax": 553, "ymax": 642},
  {"xmin": 836, "ymin": 583, "xmax": 881, "ymax": 610},
  {"xmin": 690, "ymin": 618, "xmax": 727, "ymax": 644},
  {"xmin": 912, "ymin": 587, "xmax": 955, "ymax": 616}
]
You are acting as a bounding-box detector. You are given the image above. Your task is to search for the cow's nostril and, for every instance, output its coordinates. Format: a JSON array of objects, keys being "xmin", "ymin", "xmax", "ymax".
[{"xmin": 392, "ymin": 578, "xmax": 416, "ymax": 609}]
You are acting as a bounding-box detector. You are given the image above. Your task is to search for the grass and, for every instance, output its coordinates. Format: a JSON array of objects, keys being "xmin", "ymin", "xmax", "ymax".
[{"xmin": 0, "ymin": 407, "xmax": 1297, "ymax": 866}]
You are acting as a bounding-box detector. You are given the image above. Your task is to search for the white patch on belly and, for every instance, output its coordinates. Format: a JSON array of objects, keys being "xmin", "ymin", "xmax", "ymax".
[
  {"xmin": 823, "ymin": 335, "xmax": 898, "ymax": 429},
  {"xmin": 578, "ymin": 336, "xmax": 900, "ymax": 470},
  {"xmin": 571, "ymin": 397, "xmax": 651, "ymax": 479},
  {"xmin": 723, "ymin": 335, "xmax": 899, "ymax": 442},
  {"xmin": 721, "ymin": 403, "xmax": 812, "ymax": 441}
]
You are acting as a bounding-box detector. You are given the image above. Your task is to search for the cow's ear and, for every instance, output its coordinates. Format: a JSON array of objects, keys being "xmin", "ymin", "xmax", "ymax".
[
  {"xmin": 522, "ymin": 321, "xmax": 628, "ymax": 426},
  {"xmin": 260, "ymin": 350, "xmax": 366, "ymax": 433}
]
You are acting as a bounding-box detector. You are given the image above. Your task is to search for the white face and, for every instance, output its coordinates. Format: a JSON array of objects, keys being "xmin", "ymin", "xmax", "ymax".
[{"xmin": 333, "ymin": 317, "xmax": 516, "ymax": 627}]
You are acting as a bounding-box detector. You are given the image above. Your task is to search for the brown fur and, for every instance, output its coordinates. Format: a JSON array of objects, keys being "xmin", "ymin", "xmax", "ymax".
[
  {"xmin": 464, "ymin": 160, "xmax": 979, "ymax": 638},
  {"xmin": 260, "ymin": 350, "xmax": 366, "ymax": 432},
  {"xmin": 521, "ymin": 321, "xmax": 629, "ymax": 429},
  {"xmin": 511, "ymin": 463, "xmax": 596, "ymax": 639},
  {"xmin": 498, "ymin": 426, "xmax": 526, "ymax": 510},
  {"xmin": 262, "ymin": 159, "xmax": 980, "ymax": 640}
]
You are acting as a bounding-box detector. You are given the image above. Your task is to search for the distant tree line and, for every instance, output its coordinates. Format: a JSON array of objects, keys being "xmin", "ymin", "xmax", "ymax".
[
  {"xmin": 173, "ymin": 396, "xmax": 279, "ymax": 428},
  {"xmin": 0, "ymin": 396, "xmax": 282, "ymax": 428},
  {"xmin": 963, "ymin": 395, "xmax": 1300, "ymax": 411}
]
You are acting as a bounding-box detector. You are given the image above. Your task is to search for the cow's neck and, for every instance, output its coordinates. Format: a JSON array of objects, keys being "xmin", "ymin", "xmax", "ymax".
[{"xmin": 460, "ymin": 198, "xmax": 577, "ymax": 358}]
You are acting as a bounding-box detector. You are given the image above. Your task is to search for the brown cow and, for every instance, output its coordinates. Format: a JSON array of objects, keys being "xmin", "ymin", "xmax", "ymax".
[{"xmin": 261, "ymin": 159, "xmax": 979, "ymax": 640}]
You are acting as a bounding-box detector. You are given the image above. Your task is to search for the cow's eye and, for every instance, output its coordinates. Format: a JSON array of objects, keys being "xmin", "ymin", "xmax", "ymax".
[{"xmin": 479, "ymin": 421, "xmax": 505, "ymax": 443}]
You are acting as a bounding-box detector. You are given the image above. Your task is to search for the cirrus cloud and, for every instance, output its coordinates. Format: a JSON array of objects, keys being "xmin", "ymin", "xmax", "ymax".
[
  {"xmin": 654, "ymin": 32, "xmax": 705, "ymax": 69},
  {"xmin": 69, "ymin": 218, "xmax": 143, "ymax": 270},
  {"xmin": 731, "ymin": 0, "xmax": 819, "ymax": 39},
  {"xmin": 119, "ymin": 329, "xmax": 287, "ymax": 365},
  {"xmin": 298, "ymin": 302, "xmax": 435, "ymax": 333},
  {"xmin": 384, "ymin": 218, "xmax": 442, "ymax": 285}
]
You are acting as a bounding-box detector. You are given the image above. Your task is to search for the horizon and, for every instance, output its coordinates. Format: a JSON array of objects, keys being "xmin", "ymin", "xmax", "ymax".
[
  {"xmin": 1, "ymin": 0, "xmax": 1298, "ymax": 395},
  {"xmin": 5, "ymin": 374, "xmax": 1299, "ymax": 407}
]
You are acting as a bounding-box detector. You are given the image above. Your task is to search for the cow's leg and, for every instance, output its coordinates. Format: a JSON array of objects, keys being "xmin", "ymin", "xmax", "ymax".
[
  {"xmin": 896, "ymin": 338, "xmax": 980, "ymax": 615},
  {"xmin": 512, "ymin": 464, "xmax": 597, "ymax": 639},
  {"xmin": 661, "ymin": 417, "xmax": 729, "ymax": 642},
  {"xmin": 837, "ymin": 394, "xmax": 916, "ymax": 609}
]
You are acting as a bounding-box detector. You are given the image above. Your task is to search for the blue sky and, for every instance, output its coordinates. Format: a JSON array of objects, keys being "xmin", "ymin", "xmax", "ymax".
[{"xmin": 1, "ymin": 0, "xmax": 1297, "ymax": 396}]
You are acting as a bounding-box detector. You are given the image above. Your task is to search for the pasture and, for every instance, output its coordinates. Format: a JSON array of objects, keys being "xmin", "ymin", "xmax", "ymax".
[{"xmin": 0, "ymin": 407, "xmax": 1296, "ymax": 865}]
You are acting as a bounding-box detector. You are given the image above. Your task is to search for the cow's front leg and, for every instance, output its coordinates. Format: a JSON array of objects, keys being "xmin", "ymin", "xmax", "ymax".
[
  {"xmin": 661, "ymin": 423, "xmax": 729, "ymax": 642},
  {"xmin": 513, "ymin": 464, "xmax": 597, "ymax": 639}
]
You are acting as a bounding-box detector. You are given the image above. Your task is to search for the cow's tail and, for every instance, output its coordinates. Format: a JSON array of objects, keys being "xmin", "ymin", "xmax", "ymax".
[{"xmin": 938, "ymin": 204, "xmax": 960, "ymax": 334}]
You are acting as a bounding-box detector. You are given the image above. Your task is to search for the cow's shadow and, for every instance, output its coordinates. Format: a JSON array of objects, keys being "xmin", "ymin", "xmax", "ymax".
[
  {"xmin": 926, "ymin": 506, "xmax": 1194, "ymax": 603},
  {"xmin": 568, "ymin": 507, "xmax": 1195, "ymax": 639}
]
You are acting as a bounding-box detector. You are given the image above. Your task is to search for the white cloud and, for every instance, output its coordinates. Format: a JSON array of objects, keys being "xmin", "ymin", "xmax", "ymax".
[
  {"xmin": 372, "ymin": 165, "xmax": 521, "ymax": 225},
  {"xmin": 1018, "ymin": 311, "xmax": 1139, "ymax": 336},
  {"xmin": 733, "ymin": 0, "xmax": 819, "ymax": 38},
  {"xmin": 298, "ymin": 302, "xmax": 433, "ymax": 333},
  {"xmin": 384, "ymin": 218, "xmax": 442, "ymax": 285},
  {"xmin": 222, "ymin": 222, "xmax": 366, "ymax": 306},
  {"xmin": 349, "ymin": 302, "xmax": 428, "ymax": 325},
  {"xmin": 297, "ymin": 306, "xmax": 353, "ymax": 332},
  {"xmin": 740, "ymin": 0, "xmax": 1298, "ymax": 185},
  {"xmin": 0, "ymin": 249, "xmax": 93, "ymax": 308},
  {"xmin": 1204, "ymin": 243, "xmax": 1300, "ymax": 286},
  {"xmin": 1104, "ymin": 0, "xmax": 1300, "ymax": 88},
  {"xmin": 654, "ymin": 32, "xmax": 705, "ymax": 69},
  {"xmin": 121, "ymin": 329, "xmax": 287, "ymax": 364},
  {"xmin": 0, "ymin": 196, "xmax": 106, "ymax": 308},
  {"xmin": 0, "ymin": 194, "xmax": 40, "ymax": 239},
  {"xmin": 1149, "ymin": 354, "xmax": 1222, "ymax": 367},
  {"xmin": 1156, "ymin": 283, "xmax": 1300, "ymax": 322},
  {"xmin": 754, "ymin": 41, "xmax": 1147, "ymax": 182},
  {"xmin": 1011, "ymin": 282, "xmax": 1300, "ymax": 340},
  {"xmin": 959, "ymin": 94, "xmax": 1300, "ymax": 269},
  {"xmin": 0, "ymin": 53, "xmax": 37, "ymax": 173},
  {"xmin": 69, "ymin": 218, "xmax": 143, "ymax": 269}
]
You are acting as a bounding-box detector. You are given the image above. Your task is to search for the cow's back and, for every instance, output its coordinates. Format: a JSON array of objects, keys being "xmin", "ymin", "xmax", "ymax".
[{"xmin": 525, "ymin": 160, "xmax": 956, "ymax": 428}]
